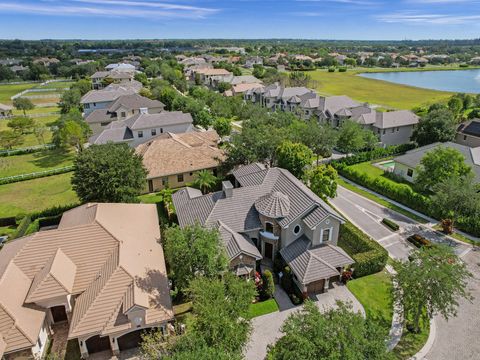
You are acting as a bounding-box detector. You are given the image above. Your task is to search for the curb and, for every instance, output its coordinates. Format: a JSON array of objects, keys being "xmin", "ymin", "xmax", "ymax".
[{"xmin": 409, "ymin": 318, "xmax": 436, "ymax": 360}]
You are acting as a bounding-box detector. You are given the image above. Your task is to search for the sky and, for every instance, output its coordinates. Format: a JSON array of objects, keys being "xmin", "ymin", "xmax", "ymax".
[{"xmin": 0, "ymin": 0, "xmax": 479, "ymax": 40}]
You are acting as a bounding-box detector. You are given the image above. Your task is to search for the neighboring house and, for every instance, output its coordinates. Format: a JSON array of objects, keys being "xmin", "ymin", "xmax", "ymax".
[
  {"xmin": 245, "ymin": 56, "xmax": 263, "ymax": 68},
  {"xmin": 33, "ymin": 57, "xmax": 59, "ymax": 67},
  {"xmin": 224, "ymin": 75, "xmax": 262, "ymax": 86},
  {"xmin": 225, "ymin": 83, "xmax": 264, "ymax": 97},
  {"xmin": 245, "ymin": 87, "xmax": 419, "ymax": 146},
  {"xmin": 0, "ymin": 203, "xmax": 173, "ymax": 360},
  {"xmin": 0, "ymin": 103, "xmax": 13, "ymax": 118},
  {"xmin": 91, "ymin": 70, "xmax": 136, "ymax": 90},
  {"xmin": 89, "ymin": 111, "xmax": 194, "ymax": 147},
  {"xmin": 84, "ymin": 94, "xmax": 165, "ymax": 133},
  {"xmin": 192, "ymin": 68, "xmax": 232, "ymax": 87},
  {"xmin": 136, "ymin": 130, "xmax": 224, "ymax": 192},
  {"xmin": 10, "ymin": 65, "xmax": 28, "ymax": 73},
  {"xmin": 393, "ymin": 142, "xmax": 480, "ymax": 183},
  {"xmin": 80, "ymin": 81, "xmax": 142, "ymax": 116},
  {"xmin": 173, "ymin": 163, "xmax": 353, "ymax": 294},
  {"xmin": 456, "ymin": 119, "xmax": 480, "ymax": 148},
  {"xmin": 105, "ymin": 63, "xmax": 136, "ymax": 71}
]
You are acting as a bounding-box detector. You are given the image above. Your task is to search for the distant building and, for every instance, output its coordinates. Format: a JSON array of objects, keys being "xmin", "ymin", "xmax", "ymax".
[{"xmin": 456, "ymin": 119, "xmax": 480, "ymax": 148}]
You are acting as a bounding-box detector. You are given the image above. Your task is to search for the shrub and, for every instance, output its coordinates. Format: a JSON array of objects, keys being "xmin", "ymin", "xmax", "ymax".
[
  {"xmin": 38, "ymin": 215, "xmax": 62, "ymax": 228},
  {"xmin": 338, "ymin": 222, "xmax": 388, "ymax": 278},
  {"xmin": 30, "ymin": 203, "xmax": 80, "ymax": 221},
  {"xmin": 407, "ymin": 234, "xmax": 431, "ymax": 248},
  {"xmin": 261, "ymin": 270, "xmax": 275, "ymax": 300},
  {"xmin": 281, "ymin": 266, "xmax": 294, "ymax": 293},
  {"xmin": 328, "ymin": 67, "xmax": 336, "ymax": 72},
  {"xmin": 382, "ymin": 218, "xmax": 400, "ymax": 231},
  {"xmin": 338, "ymin": 67, "xmax": 347, "ymax": 72},
  {"xmin": 12, "ymin": 216, "xmax": 31, "ymax": 239},
  {"xmin": 0, "ymin": 217, "xmax": 16, "ymax": 227}
]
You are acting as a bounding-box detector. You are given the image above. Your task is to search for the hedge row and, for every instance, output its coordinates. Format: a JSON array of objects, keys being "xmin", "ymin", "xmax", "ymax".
[
  {"xmin": 11, "ymin": 216, "xmax": 32, "ymax": 239},
  {"xmin": 0, "ymin": 166, "xmax": 74, "ymax": 185},
  {"xmin": 335, "ymin": 164, "xmax": 480, "ymax": 237},
  {"xmin": 338, "ymin": 222, "xmax": 388, "ymax": 278},
  {"xmin": 30, "ymin": 203, "xmax": 80, "ymax": 221},
  {"xmin": 382, "ymin": 218, "xmax": 400, "ymax": 231},
  {"xmin": 0, "ymin": 144, "xmax": 56, "ymax": 157},
  {"xmin": 333, "ymin": 143, "xmax": 416, "ymax": 167}
]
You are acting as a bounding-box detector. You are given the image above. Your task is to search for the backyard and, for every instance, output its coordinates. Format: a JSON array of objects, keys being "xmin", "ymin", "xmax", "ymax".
[
  {"xmin": 309, "ymin": 69, "xmax": 453, "ymax": 110},
  {"xmin": 0, "ymin": 113, "xmax": 59, "ymax": 148},
  {"xmin": 0, "ymin": 82, "xmax": 39, "ymax": 104},
  {"xmin": 0, "ymin": 173, "xmax": 78, "ymax": 217}
]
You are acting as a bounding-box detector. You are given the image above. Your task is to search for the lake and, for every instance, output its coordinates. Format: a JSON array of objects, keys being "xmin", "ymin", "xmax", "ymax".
[{"xmin": 359, "ymin": 69, "xmax": 480, "ymax": 93}]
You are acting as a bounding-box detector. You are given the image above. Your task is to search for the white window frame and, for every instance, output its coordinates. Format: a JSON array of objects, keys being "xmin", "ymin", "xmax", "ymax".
[{"xmin": 320, "ymin": 227, "xmax": 333, "ymax": 243}]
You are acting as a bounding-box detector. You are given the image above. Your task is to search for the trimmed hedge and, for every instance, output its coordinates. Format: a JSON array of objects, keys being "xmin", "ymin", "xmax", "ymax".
[
  {"xmin": 0, "ymin": 144, "xmax": 55, "ymax": 157},
  {"xmin": 333, "ymin": 143, "xmax": 416, "ymax": 167},
  {"xmin": 0, "ymin": 217, "xmax": 16, "ymax": 227},
  {"xmin": 407, "ymin": 234, "xmax": 432, "ymax": 248},
  {"xmin": 30, "ymin": 203, "xmax": 80, "ymax": 221},
  {"xmin": 382, "ymin": 218, "xmax": 400, "ymax": 231},
  {"xmin": 0, "ymin": 166, "xmax": 74, "ymax": 185},
  {"xmin": 338, "ymin": 222, "xmax": 388, "ymax": 278}
]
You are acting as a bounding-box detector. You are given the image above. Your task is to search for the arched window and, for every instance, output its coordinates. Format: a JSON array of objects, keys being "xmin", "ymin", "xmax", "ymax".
[{"xmin": 265, "ymin": 222, "xmax": 274, "ymax": 234}]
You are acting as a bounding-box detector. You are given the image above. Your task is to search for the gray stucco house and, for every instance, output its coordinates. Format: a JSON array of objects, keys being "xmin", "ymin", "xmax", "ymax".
[
  {"xmin": 393, "ymin": 142, "xmax": 480, "ymax": 183},
  {"xmin": 172, "ymin": 163, "xmax": 353, "ymax": 295},
  {"xmin": 456, "ymin": 119, "xmax": 480, "ymax": 148}
]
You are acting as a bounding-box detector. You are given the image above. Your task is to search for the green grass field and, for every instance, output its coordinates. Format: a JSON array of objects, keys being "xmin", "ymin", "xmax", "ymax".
[
  {"xmin": 40, "ymin": 81, "xmax": 75, "ymax": 89},
  {"xmin": 0, "ymin": 173, "xmax": 78, "ymax": 217},
  {"xmin": 0, "ymin": 82, "xmax": 39, "ymax": 104},
  {"xmin": 0, "ymin": 115, "xmax": 58, "ymax": 149},
  {"xmin": 309, "ymin": 69, "xmax": 453, "ymax": 110},
  {"xmin": 347, "ymin": 271, "xmax": 393, "ymax": 332},
  {"xmin": 0, "ymin": 148, "xmax": 74, "ymax": 177},
  {"xmin": 12, "ymin": 106, "xmax": 60, "ymax": 117}
]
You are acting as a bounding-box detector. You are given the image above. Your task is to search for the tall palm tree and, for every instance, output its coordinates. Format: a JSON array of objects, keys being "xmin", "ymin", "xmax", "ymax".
[{"xmin": 193, "ymin": 170, "xmax": 218, "ymax": 194}]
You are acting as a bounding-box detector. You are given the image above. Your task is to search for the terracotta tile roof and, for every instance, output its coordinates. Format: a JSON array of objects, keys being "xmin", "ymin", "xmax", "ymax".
[
  {"xmin": 0, "ymin": 203, "xmax": 173, "ymax": 353},
  {"xmin": 136, "ymin": 130, "xmax": 225, "ymax": 179}
]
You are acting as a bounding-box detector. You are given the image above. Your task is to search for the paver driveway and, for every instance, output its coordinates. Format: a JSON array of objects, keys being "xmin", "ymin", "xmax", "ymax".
[{"xmin": 244, "ymin": 284, "xmax": 364, "ymax": 360}]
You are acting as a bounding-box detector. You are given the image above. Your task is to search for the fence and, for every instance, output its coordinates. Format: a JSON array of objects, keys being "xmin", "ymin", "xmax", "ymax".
[
  {"xmin": 0, "ymin": 144, "xmax": 56, "ymax": 157},
  {"xmin": 0, "ymin": 165, "xmax": 75, "ymax": 185}
]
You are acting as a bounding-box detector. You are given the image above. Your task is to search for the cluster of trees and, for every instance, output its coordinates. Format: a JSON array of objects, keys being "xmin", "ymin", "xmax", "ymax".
[
  {"xmin": 414, "ymin": 147, "xmax": 480, "ymax": 233},
  {"xmin": 58, "ymin": 79, "xmax": 92, "ymax": 114}
]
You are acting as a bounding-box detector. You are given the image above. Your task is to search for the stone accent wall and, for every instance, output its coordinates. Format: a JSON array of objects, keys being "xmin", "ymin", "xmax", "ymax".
[
  {"xmin": 258, "ymin": 214, "xmax": 280, "ymax": 236},
  {"xmin": 230, "ymin": 254, "xmax": 256, "ymax": 269}
]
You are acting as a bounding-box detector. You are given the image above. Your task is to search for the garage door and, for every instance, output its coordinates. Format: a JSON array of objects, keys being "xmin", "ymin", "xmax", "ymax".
[
  {"xmin": 117, "ymin": 328, "xmax": 153, "ymax": 351},
  {"xmin": 307, "ymin": 279, "xmax": 325, "ymax": 294},
  {"xmin": 86, "ymin": 335, "xmax": 110, "ymax": 354}
]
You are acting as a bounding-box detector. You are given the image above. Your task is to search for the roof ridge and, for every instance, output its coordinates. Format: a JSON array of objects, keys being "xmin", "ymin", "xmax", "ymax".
[
  {"xmin": 308, "ymin": 247, "xmax": 339, "ymax": 274},
  {"xmin": 0, "ymin": 298, "xmax": 36, "ymax": 344}
]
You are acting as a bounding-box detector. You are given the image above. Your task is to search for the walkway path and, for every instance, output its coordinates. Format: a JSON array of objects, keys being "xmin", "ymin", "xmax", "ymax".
[{"xmin": 244, "ymin": 284, "xmax": 364, "ymax": 360}]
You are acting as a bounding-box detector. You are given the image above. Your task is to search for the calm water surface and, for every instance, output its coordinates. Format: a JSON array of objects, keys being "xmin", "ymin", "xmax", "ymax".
[{"xmin": 359, "ymin": 69, "xmax": 480, "ymax": 93}]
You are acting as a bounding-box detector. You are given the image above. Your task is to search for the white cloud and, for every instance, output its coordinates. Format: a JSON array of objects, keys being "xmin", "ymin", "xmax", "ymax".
[
  {"xmin": 377, "ymin": 12, "xmax": 480, "ymax": 24},
  {"xmin": 0, "ymin": 1, "xmax": 219, "ymax": 19}
]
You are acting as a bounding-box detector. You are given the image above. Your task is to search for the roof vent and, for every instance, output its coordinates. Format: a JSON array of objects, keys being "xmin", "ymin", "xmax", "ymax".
[{"xmin": 139, "ymin": 107, "xmax": 148, "ymax": 114}]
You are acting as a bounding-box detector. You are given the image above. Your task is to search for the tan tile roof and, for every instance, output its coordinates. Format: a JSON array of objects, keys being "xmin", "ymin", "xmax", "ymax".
[
  {"xmin": 196, "ymin": 68, "xmax": 231, "ymax": 76},
  {"xmin": 25, "ymin": 249, "xmax": 77, "ymax": 303},
  {"xmin": 136, "ymin": 130, "xmax": 225, "ymax": 179},
  {"xmin": 0, "ymin": 203, "xmax": 173, "ymax": 352},
  {"xmin": 232, "ymin": 83, "xmax": 264, "ymax": 94}
]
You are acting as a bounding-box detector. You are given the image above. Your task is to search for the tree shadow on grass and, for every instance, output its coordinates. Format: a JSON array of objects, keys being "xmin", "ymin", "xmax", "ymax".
[{"xmin": 30, "ymin": 149, "xmax": 73, "ymax": 169}]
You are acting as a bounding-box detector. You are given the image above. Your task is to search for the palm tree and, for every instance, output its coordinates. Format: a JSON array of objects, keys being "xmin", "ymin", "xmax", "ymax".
[{"xmin": 193, "ymin": 170, "xmax": 218, "ymax": 194}]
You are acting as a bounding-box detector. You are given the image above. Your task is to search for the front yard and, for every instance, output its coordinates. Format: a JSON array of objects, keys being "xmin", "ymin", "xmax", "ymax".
[{"xmin": 247, "ymin": 298, "xmax": 279, "ymax": 319}]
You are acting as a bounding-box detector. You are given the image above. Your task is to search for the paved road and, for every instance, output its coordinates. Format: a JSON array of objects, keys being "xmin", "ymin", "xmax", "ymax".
[
  {"xmin": 332, "ymin": 185, "xmax": 479, "ymax": 360},
  {"xmin": 331, "ymin": 186, "xmax": 470, "ymax": 259}
]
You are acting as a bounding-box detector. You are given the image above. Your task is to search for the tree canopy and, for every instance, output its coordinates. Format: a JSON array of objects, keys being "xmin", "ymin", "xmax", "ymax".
[
  {"xmin": 393, "ymin": 245, "xmax": 472, "ymax": 334},
  {"xmin": 12, "ymin": 97, "xmax": 34, "ymax": 116},
  {"xmin": 276, "ymin": 141, "xmax": 314, "ymax": 178},
  {"xmin": 163, "ymin": 224, "xmax": 229, "ymax": 293},
  {"xmin": 72, "ymin": 143, "xmax": 147, "ymax": 203},
  {"xmin": 306, "ymin": 164, "xmax": 338, "ymax": 201},
  {"xmin": 415, "ymin": 147, "xmax": 472, "ymax": 191},
  {"xmin": 267, "ymin": 301, "xmax": 391, "ymax": 360},
  {"xmin": 411, "ymin": 109, "xmax": 456, "ymax": 146}
]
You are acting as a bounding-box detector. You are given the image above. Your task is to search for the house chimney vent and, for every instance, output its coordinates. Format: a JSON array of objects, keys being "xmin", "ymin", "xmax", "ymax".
[{"xmin": 222, "ymin": 181, "xmax": 234, "ymax": 198}]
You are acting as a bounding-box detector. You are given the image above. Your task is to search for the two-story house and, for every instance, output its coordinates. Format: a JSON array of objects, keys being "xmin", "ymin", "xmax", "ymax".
[
  {"xmin": 80, "ymin": 81, "xmax": 142, "ymax": 116},
  {"xmin": 85, "ymin": 94, "xmax": 165, "ymax": 134},
  {"xmin": 89, "ymin": 110, "xmax": 194, "ymax": 147},
  {"xmin": 0, "ymin": 203, "xmax": 173, "ymax": 360},
  {"xmin": 173, "ymin": 164, "xmax": 353, "ymax": 295},
  {"xmin": 456, "ymin": 119, "xmax": 480, "ymax": 148}
]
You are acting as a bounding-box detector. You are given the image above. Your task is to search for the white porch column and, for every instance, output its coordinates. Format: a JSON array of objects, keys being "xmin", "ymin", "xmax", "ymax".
[
  {"xmin": 110, "ymin": 335, "xmax": 120, "ymax": 356},
  {"xmin": 324, "ymin": 278, "xmax": 330, "ymax": 293},
  {"xmin": 78, "ymin": 338, "xmax": 89, "ymax": 359}
]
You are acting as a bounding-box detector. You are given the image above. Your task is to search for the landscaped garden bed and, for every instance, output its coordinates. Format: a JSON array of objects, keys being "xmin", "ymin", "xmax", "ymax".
[{"xmin": 382, "ymin": 218, "xmax": 400, "ymax": 231}]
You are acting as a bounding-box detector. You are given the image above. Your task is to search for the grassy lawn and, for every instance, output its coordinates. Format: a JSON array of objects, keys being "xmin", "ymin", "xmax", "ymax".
[
  {"xmin": 0, "ymin": 148, "xmax": 74, "ymax": 177},
  {"xmin": 0, "ymin": 83, "xmax": 39, "ymax": 104},
  {"xmin": 247, "ymin": 298, "xmax": 279, "ymax": 319},
  {"xmin": 0, "ymin": 114, "xmax": 58, "ymax": 149},
  {"xmin": 338, "ymin": 178, "xmax": 428, "ymax": 224},
  {"xmin": 309, "ymin": 69, "xmax": 453, "ymax": 110},
  {"xmin": 0, "ymin": 225, "xmax": 16, "ymax": 237},
  {"xmin": 30, "ymin": 96, "xmax": 61, "ymax": 106},
  {"xmin": 347, "ymin": 270, "xmax": 393, "ymax": 332},
  {"xmin": 40, "ymin": 81, "xmax": 75, "ymax": 89},
  {"xmin": 393, "ymin": 318, "xmax": 430, "ymax": 359},
  {"xmin": 12, "ymin": 106, "xmax": 60, "ymax": 117},
  {"xmin": 173, "ymin": 301, "xmax": 193, "ymax": 315},
  {"xmin": 0, "ymin": 173, "xmax": 78, "ymax": 217}
]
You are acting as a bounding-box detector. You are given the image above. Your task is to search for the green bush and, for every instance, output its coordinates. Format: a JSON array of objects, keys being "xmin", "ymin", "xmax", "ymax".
[
  {"xmin": 328, "ymin": 67, "xmax": 336, "ymax": 72},
  {"xmin": 281, "ymin": 266, "xmax": 294, "ymax": 293},
  {"xmin": 338, "ymin": 222, "xmax": 388, "ymax": 278},
  {"xmin": 261, "ymin": 270, "xmax": 275, "ymax": 300},
  {"xmin": 382, "ymin": 218, "xmax": 400, "ymax": 231},
  {"xmin": 30, "ymin": 203, "xmax": 80, "ymax": 221},
  {"xmin": 12, "ymin": 216, "xmax": 32, "ymax": 239},
  {"xmin": 338, "ymin": 67, "xmax": 347, "ymax": 72}
]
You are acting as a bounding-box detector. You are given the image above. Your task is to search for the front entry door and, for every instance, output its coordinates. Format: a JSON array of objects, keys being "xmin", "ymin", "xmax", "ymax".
[
  {"xmin": 264, "ymin": 242, "xmax": 273, "ymax": 260},
  {"xmin": 50, "ymin": 305, "xmax": 68, "ymax": 323}
]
